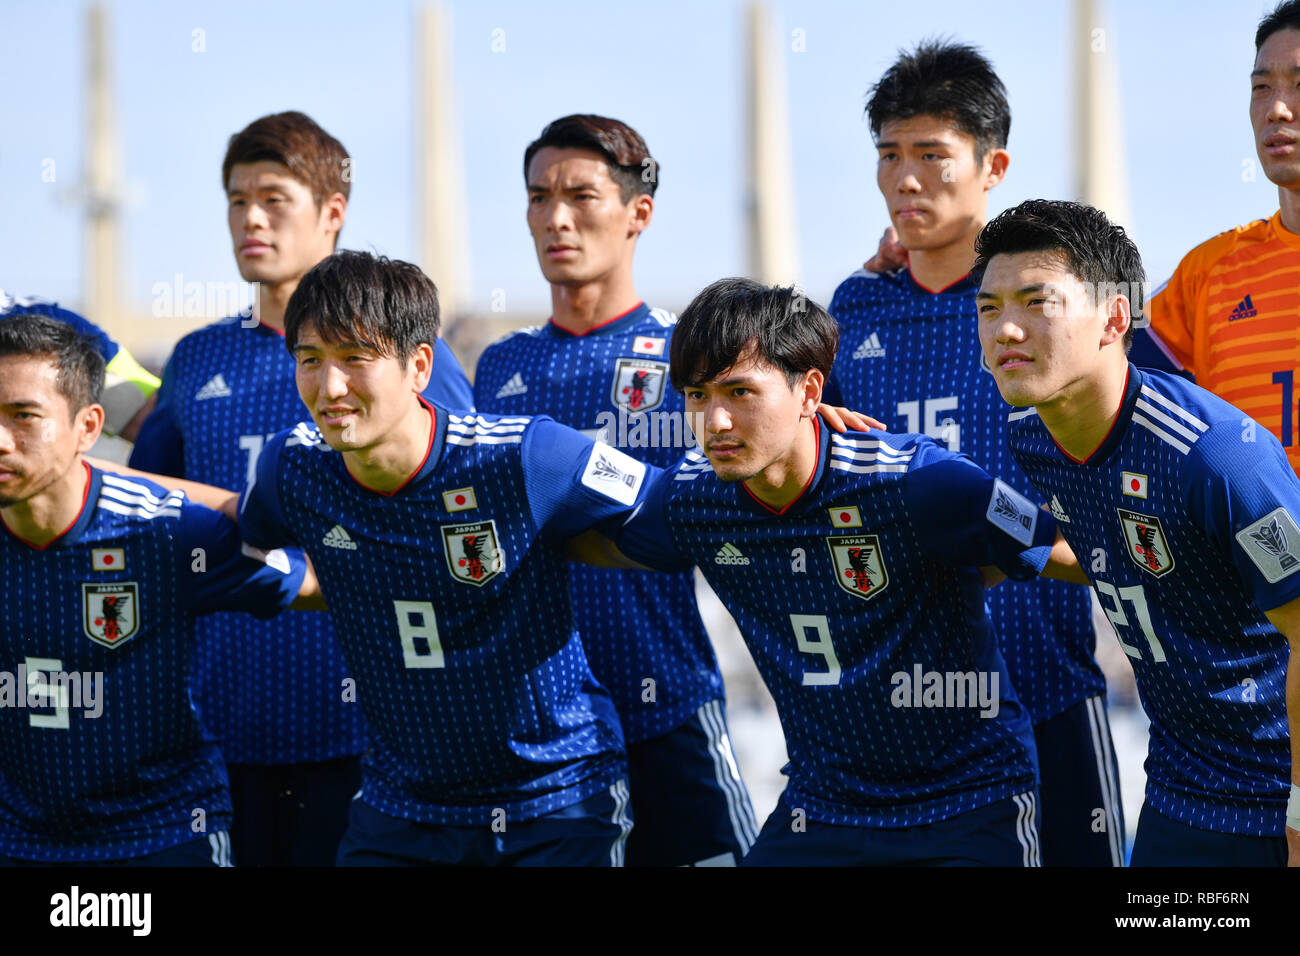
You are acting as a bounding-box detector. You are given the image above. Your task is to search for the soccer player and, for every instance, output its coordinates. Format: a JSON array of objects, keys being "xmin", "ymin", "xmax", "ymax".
[
  {"xmin": 975, "ymin": 198, "xmax": 1300, "ymax": 866},
  {"xmin": 473, "ymin": 115, "xmax": 756, "ymax": 865},
  {"xmin": 825, "ymin": 42, "xmax": 1122, "ymax": 865},
  {"xmin": 237, "ymin": 250, "xmax": 666, "ymax": 866},
  {"xmin": 1, "ymin": 290, "xmax": 159, "ymax": 441},
  {"xmin": 582, "ymin": 278, "xmax": 1090, "ymax": 866},
  {"xmin": 0, "ymin": 314, "xmax": 313, "ymax": 865},
  {"xmin": 1142, "ymin": 1, "xmax": 1300, "ymax": 471},
  {"xmin": 126, "ymin": 112, "xmax": 474, "ymax": 866}
]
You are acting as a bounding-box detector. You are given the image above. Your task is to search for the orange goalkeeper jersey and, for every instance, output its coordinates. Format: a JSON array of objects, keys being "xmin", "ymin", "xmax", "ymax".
[{"xmin": 1147, "ymin": 211, "xmax": 1300, "ymax": 473}]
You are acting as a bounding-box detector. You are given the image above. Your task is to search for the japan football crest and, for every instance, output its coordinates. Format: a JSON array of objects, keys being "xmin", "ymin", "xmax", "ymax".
[
  {"xmin": 827, "ymin": 535, "xmax": 889, "ymax": 601},
  {"xmin": 1118, "ymin": 508, "xmax": 1175, "ymax": 577},
  {"xmin": 82, "ymin": 582, "xmax": 140, "ymax": 648},
  {"xmin": 442, "ymin": 520, "xmax": 504, "ymax": 587},
  {"xmin": 611, "ymin": 358, "xmax": 668, "ymax": 413}
]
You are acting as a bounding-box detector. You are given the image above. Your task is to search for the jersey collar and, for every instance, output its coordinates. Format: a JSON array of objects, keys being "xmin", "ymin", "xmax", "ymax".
[
  {"xmin": 740, "ymin": 417, "xmax": 827, "ymax": 516},
  {"xmin": 1051, "ymin": 363, "xmax": 1142, "ymax": 467},
  {"xmin": 548, "ymin": 301, "xmax": 649, "ymax": 338},
  {"xmin": 904, "ymin": 269, "xmax": 977, "ymax": 296},
  {"xmin": 2, "ymin": 460, "xmax": 98, "ymax": 550},
  {"xmin": 343, "ymin": 397, "xmax": 447, "ymax": 496},
  {"xmin": 1269, "ymin": 211, "xmax": 1300, "ymax": 251}
]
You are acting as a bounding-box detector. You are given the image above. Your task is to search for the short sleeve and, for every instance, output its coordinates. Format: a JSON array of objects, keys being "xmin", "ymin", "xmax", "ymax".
[
  {"xmin": 1186, "ymin": 423, "xmax": 1300, "ymax": 611},
  {"xmin": 904, "ymin": 443, "xmax": 1058, "ymax": 581},
  {"xmin": 127, "ymin": 354, "xmax": 185, "ymax": 475},
  {"xmin": 520, "ymin": 417, "xmax": 656, "ymax": 538},
  {"xmin": 1145, "ymin": 259, "xmax": 1199, "ymax": 375},
  {"xmin": 238, "ymin": 428, "xmax": 298, "ymax": 551}
]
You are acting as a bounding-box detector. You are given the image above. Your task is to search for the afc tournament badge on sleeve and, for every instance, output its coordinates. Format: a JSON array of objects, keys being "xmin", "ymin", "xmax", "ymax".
[
  {"xmin": 82, "ymin": 582, "xmax": 140, "ymax": 648},
  {"xmin": 1235, "ymin": 507, "xmax": 1300, "ymax": 583},
  {"xmin": 827, "ymin": 535, "xmax": 889, "ymax": 601}
]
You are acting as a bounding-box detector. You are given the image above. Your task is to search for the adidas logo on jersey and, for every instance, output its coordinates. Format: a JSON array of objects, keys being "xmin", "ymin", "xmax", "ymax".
[
  {"xmin": 195, "ymin": 374, "xmax": 232, "ymax": 400},
  {"xmin": 852, "ymin": 333, "xmax": 886, "ymax": 359},
  {"xmin": 714, "ymin": 542, "xmax": 751, "ymax": 565},
  {"xmin": 1228, "ymin": 295, "xmax": 1257, "ymax": 321},
  {"xmin": 495, "ymin": 373, "xmax": 527, "ymax": 398},
  {"xmin": 322, "ymin": 525, "xmax": 357, "ymax": 550},
  {"xmin": 1049, "ymin": 495, "xmax": 1071, "ymax": 523}
]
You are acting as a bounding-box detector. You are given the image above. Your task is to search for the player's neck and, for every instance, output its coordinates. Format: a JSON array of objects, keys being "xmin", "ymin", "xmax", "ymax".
[
  {"xmin": 1278, "ymin": 184, "xmax": 1300, "ymax": 236},
  {"xmin": 341, "ymin": 402, "xmax": 434, "ymax": 494},
  {"xmin": 549, "ymin": 273, "xmax": 641, "ymax": 335},
  {"xmin": 1, "ymin": 458, "xmax": 89, "ymax": 547},
  {"xmin": 744, "ymin": 418, "xmax": 819, "ymax": 511},
  {"xmin": 1035, "ymin": 360, "xmax": 1130, "ymax": 462},
  {"xmin": 905, "ymin": 231, "xmax": 978, "ymax": 294},
  {"xmin": 252, "ymin": 279, "xmax": 299, "ymax": 334}
]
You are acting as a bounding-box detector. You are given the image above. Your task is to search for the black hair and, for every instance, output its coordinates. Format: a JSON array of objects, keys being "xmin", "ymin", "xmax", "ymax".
[
  {"xmin": 973, "ymin": 199, "xmax": 1145, "ymax": 349},
  {"xmin": 524, "ymin": 114, "xmax": 658, "ymax": 202},
  {"xmin": 1257, "ymin": 0, "xmax": 1300, "ymax": 52},
  {"xmin": 671, "ymin": 278, "xmax": 839, "ymax": 392},
  {"xmin": 0, "ymin": 313, "xmax": 105, "ymax": 415},
  {"xmin": 284, "ymin": 251, "xmax": 439, "ymax": 365},
  {"xmin": 867, "ymin": 39, "xmax": 1010, "ymax": 160}
]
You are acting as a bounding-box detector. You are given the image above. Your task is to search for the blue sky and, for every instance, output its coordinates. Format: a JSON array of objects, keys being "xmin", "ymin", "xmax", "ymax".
[{"xmin": 0, "ymin": 0, "xmax": 1285, "ymax": 322}]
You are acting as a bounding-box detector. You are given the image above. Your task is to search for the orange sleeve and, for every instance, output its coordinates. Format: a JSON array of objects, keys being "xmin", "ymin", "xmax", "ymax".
[{"xmin": 1146, "ymin": 251, "xmax": 1201, "ymax": 374}]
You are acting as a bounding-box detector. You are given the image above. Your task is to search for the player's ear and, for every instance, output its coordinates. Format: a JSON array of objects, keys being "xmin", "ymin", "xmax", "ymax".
[
  {"xmin": 410, "ymin": 341, "xmax": 435, "ymax": 393},
  {"xmin": 983, "ymin": 148, "xmax": 1010, "ymax": 190},
  {"xmin": 628, "ymin": 193, "xmax": 653, "ymax": 237},
  {"xmin": 75, "ymin": 403, "xmax": 106, "ymax": 453},
  {"xmin": 801, "ymin": 368, "xmax": 825, "ymax": 415},
  {"xmin": 321, "ymin": 191, "xmax": 347, "ymax": 242},
  {"xmin": 1100, "ymin": 294, "xmax": 1131, "ymax": 348}
]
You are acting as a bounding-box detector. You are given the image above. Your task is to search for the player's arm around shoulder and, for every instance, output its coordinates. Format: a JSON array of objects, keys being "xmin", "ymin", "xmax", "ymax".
[
  {"xmin": 176, "ymin": 493, "xmax": 315, "ymax": 618},
  {"xmin": 900, "ymin": 436, "xmax": 1068, "ymax": 583}
]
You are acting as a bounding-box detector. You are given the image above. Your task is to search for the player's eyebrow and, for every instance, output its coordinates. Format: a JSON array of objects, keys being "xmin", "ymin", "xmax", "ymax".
[
  {"xmin": 1251, "ymin": 65, "xmax": 1300, "ymax": 77},
  {"xmin": 876, "ymin": 140, "xmax": 949, "ymax": 150},
  {"xmin": 527, "ymin": 181, "xmax": 600, "ymax": 193},
  {"xmin": 2, "ymin": 398, "xmax": 45, "ymax": 410},
  {"xmin": 976, "ymin": 284, "xmax": 1049, "ymax": 301}
]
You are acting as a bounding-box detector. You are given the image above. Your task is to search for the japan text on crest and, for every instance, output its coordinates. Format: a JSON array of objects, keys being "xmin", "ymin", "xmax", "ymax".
[
  {"xmin": 827, "ymin": 535, "xmax": 889, "ymax": 601},
  {"xmin": 82, "ymin": 582, "xmax": 140, "ymax": 648},
  {"xmin": 442, "ymin": 520, "xmax": 504, "ymax": 587},
  {"xmin": 1118, "ymin": 508, "xmax": 1175, "ymax": 578},
  {"xmin": 610, "ymin": 358, "xmax": 668, "ymax": 413}
]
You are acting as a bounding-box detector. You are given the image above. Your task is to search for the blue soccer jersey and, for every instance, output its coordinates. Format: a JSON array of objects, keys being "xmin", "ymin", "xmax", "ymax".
[
  {"xmin": 474, "ymin": 303, "xmax": 724, "ymax": 742},
  {"xmin": 827, "ymin": 270, "xmax": 1105, "ymax": 725},
  {"xmin": 238, "ymin": 403, "xmax": 649, "ymax": 825},
  {"xmin": 615, "ymin": 421, "xmax": 1053, "ymax": 827},
  {"xmin": 0, "ymin": 466, "xmax": 305, "ymax": 861},
  {"xmin": 127, "ymin": 315, "xmax": 473, "ymax": 765},
  {"xmin": 1007, "ymin": 365, "xmax": 1300, "ymax": 836}
]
